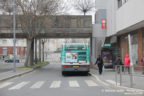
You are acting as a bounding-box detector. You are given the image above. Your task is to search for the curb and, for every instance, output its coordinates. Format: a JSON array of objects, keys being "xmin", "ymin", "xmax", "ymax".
[
  {"xmin": 90, "ymin": 72, "xmax": 144, "ymax": 93},
  {"xmin": 0, "ymin": 62, "xmax": 49, "ymax": 82},
  {"xmin": 0, "ymin": 69, "xmax": 34, "ymax": 82},
  {"xmin": 33, "ymin": 63, "xmax": 49, "ymax": 69}
]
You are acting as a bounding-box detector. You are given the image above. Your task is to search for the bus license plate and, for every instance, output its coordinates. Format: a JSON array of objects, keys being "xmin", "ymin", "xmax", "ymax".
[{"xmin": 73, "ymin": 66, "xmax": 79, "ymax": 68}]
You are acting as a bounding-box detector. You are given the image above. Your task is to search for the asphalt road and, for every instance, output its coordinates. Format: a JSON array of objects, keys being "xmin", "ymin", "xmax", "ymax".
[{"xmin": 0, "ymin": 62, "xmax": 142, "ymax": 96}]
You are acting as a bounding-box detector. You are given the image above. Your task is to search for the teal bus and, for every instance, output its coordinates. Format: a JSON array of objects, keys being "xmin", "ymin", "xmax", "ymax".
[{"xmin": 61, "ymin": 43, "xmax": 90, "ymax": 75}]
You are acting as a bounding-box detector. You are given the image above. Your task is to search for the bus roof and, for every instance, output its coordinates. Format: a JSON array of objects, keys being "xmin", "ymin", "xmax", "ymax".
[{"xmin": 64, "ymin": 43, "xmax": 88, "ymax": 46}]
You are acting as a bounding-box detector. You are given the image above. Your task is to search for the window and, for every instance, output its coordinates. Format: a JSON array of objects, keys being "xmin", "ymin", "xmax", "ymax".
[
  {"xmin": 65, "ymin": 45, "xmax": 86, "ymax": 51},
  {"xmin": 118, "ymin": 0, "xmax": 129, "ymax": 8}
]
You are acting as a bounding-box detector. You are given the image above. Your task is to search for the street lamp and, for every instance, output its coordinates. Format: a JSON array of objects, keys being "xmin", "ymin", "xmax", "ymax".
[{"xmin": 13, "ymin": 0, "xmax": 16, "ymax": 72}]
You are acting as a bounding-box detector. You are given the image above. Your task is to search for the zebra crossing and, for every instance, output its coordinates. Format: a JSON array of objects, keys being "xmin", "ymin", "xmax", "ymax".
[
  {"xmin": 69, "ymin": 80, "xmax": 80, "ymax": 87},
  {"xmin": 30, "ymin": 81, "xmax": 45, "ymax": 89},
  {"xmin": 0, "ymin": 80, "xmax": 99, "ymax": 90},
  {"xmin": 9, "ymin": 82, "xmax": 29, "ymax": 90},
  {"xmin": 50, "ymin": 81, "xmax": 61, "ymax": 88}
]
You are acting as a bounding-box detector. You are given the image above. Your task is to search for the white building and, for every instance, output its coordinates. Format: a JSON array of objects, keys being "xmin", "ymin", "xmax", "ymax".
[{"xmin": 106, "ymin": 0, "xmax": 144, "ymax": 66}]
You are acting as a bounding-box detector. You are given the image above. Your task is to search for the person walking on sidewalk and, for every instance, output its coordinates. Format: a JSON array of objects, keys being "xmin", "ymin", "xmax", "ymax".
[
  {"xmin": 124, "ymin": 54, "xmax": 130, "ymax": 74},
  {"xmin": 141, "ymin": 56, "xmax": 144, "ymax": 74},
  {"xmin": 115, "ymin": 56, "xmax": 123, "ymax": 73},
  {"xmin": 95, "ymin": 55, "xmax": 103, "ymax": 75}
]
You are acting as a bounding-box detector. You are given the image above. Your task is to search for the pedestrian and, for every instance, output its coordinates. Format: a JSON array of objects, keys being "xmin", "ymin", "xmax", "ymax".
[
  {"xmin": 141, "ymin": 56, "xmax": 144, "ymax": 74},
  {"xmin": 95, "ymin": 55, "xmax": 103, "ymax": 75},
  {"xmin": 124, "ymin": 54, "xmax": 130, "ymax": 74},
  {"xmin": 115, "ymin": 56, "xmax": 123, "ymax": 73}
]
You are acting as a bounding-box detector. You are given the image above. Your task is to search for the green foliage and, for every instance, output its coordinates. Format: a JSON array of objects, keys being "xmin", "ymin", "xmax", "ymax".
[{"xmin": 35, "ymin": 62, "xmax": 47, "ymax": 66}]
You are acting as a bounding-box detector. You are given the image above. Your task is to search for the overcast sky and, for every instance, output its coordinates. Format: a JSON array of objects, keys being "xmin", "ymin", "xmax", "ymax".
[
  {"xmin": 65, "ymin": 0, "xmax": 96, "ymax": 24},
  {"xmin": 0, "ymin": 0, "xmax": 96, "ymax": 23}
]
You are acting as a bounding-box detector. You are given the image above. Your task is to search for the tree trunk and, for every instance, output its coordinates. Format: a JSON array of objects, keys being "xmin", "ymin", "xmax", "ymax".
[
  {"xmin": 30, "ymin": 39, "xmax": 34, "ymax": 66},
  {"xmin": 39, "ymin": 39, "xmax": 41, "ymax": 62},
  {"xmin": 24, "ymin": 39, "xmax": 32, "ymax": 67},
  {"xmin": 42, "ymin": 42, "xmax": 44, "ymax": 62},
  {"xmin": 35, "ymin": 38, "xmax": 37, "ymax": 63}
]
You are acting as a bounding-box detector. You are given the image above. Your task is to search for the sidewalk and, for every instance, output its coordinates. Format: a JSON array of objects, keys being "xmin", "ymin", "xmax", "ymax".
[
  {"xmin": 90, "ymin": 66, "xmax": 144, "ymax": 90},
  {"xmin": 0, "ymin": 60, "xmax": 25, "ymax": 73},
  {"xmin": 0, "ymin": 68, "xmax": 34, "ymax": 82}
]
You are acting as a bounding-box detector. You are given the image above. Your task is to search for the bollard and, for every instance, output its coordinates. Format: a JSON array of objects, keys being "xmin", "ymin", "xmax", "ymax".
[
  {"xmin": 124, "ymin": 66, "xmax": 125, "ymax": 74},
  {"xmin": 120, "ymin": 65, "xmax": 122, "ymax": 86},
  {"xmin": 130, "ymin": 66, "xmax": 133, "ymax": 88},
  {"xmin": 115, "ymin": 65, "xmax": 117, "ymax": 86}
]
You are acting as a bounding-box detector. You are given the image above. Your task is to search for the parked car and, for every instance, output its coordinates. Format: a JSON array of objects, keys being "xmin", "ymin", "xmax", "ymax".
[{"xmin": 5, "ymin": 58, "xmax": 20, "ymax": 63}]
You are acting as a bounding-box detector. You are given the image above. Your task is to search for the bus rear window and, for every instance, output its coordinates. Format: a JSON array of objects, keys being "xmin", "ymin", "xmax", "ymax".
[{"xmin": 65, "ymin": 45, "xmax": 86, "ymax": 51}]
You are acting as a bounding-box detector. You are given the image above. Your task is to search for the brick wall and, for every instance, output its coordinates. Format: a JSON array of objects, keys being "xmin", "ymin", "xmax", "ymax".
[{"xmin": 0, "ymin": 46, "xmax": 26, "ymax": 56}]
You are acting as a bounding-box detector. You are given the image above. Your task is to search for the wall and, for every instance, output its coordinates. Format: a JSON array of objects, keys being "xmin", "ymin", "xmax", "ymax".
[
  {"xmin": 92, "ymin": 0, "xmax": 108, "ymax": 64},
  {"xmin": 95, "ymin": 0, "xmax": 108, "ymax": 9},
  {"xmin": 0, "ymin": 46, "xmax": 26, "ymax": 56},
  {"xmin": 106, "ymin": 0, "xmax": 117, "ymax": 36},
  {"xmin": 116, "ymin": 0, "xmax": 144, "ymax": 32},
  {"xmin": 0, "ymin": 39, "xmax": 26, "ymax": 47}
]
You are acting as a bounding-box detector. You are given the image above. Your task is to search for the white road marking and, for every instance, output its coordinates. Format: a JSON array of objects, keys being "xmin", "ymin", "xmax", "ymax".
[
  {"xmin": 30, "ymin": 81, "xmax": 45, "ymax": 89},
  {"xmin": 50, "ymin": 81, "xmax": 61, "ymax": 88},
  {"xmin": 90, "ymin": 73, "xmax": 109, "ymax": 86},
  {"xmin": 9, "ymin": 81, "xmax": 29, "ymax": 90},
  {"xmin": 69, "ymin": 80, "xmax": 80, "ymax": 87},
  {"xmin": 0, "ymin": 82, "xmax": 13, "ymax": 89},
  {"xmin": 85, "ymin": 80, "xmax": 98, "ymax": 87},
  {"xmin": 106, "ymin": 80, "xmax": 120, "ymax": 85}
]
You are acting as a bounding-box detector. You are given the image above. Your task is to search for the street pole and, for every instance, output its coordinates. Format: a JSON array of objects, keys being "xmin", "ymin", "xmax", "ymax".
[
  {"xmin": 128, "ymin": 34, "xmax": 134, "ymax": 72},
  {"xmin": 13, "ymin": 0, "xmax": 16, "ymax": 72},
  {"xmin": 95, "ymin": 0, "xmax": 97, "ymax": 24},
  {"xmin": 128, "ymin": 34, "xmax": 134, "ymax": 87}
]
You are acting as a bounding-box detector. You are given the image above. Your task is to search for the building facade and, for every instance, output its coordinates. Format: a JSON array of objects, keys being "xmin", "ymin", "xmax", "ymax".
[
  {"xmin": 92, "ymin": 0, "xmax": 108, "ymax": 64},
  {"xmin": 106, "ymin": 0, "xmax": 144, "ymax": 67},
  {"xmin": 0, "ymin": 39, "xmax": 26, "ymax": 58}
]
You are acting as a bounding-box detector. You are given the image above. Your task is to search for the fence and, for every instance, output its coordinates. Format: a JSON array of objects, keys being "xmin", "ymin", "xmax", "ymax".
[{"xmin": 115, "ymin": 65, "xmax": 144, "ymax": 88}]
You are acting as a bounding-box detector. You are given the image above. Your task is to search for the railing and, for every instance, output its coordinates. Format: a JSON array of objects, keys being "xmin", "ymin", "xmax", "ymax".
[{"xmin": 115, "ymin": 65, "xmax": 144, "ymax": 88}]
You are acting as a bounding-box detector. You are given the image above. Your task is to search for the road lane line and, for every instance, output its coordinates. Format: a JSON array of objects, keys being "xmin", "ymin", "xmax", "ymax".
[
  {"xmin": 30, "ymin": 81, "xmax": 45, "ymax": 89},
  {"xmin": 106, "ymin": 80, "xmax": 120, "ymax": 86},
  {"xmin": 9, "ymin": 81, "xmax": 29, "ymax": 90},
  {"xmin": 69, "ymin": 80, "xmax": 79, "ymax": 87},
  {"xmin": 0, "ymin": 82, "xmax": 13, "ymax": 89},
  {"xmin": 85, "ymin": 80, "xmax": 98, "ymax": 87},
  {"xmin": 50, "ymin": 81, "xmax": 61, "ymax": 88}
]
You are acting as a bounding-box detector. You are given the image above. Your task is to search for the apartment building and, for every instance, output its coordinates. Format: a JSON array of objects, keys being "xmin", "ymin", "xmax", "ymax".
[{"xmin": 106, "ymin": 0, "xmax": 144, "ymax": 66}]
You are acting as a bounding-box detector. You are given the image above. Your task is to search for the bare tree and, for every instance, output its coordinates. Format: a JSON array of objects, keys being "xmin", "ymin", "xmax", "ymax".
[
  {"xmin": 14, "ymin": 0, "xmax": 62, "ymax": 66},
  {"xmin": 0, "ymin": 0, "xmax": 69, "ymax": 66},
  {"xmin": 72, "ymin": 0, "xmax": 95, "ymax": 15},
  {"xmin": 0, "ymin": 0, "xmax": 20, "ymax": 15}
]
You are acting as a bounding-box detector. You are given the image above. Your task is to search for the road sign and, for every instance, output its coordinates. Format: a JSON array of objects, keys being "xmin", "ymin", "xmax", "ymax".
[
  {"xmin": 104, "ymin": 44, "xmax": 111, "ymax": 47},
  {"xmin": 101, "ymin": 19, "xmax": 107, "ymax": 29}
]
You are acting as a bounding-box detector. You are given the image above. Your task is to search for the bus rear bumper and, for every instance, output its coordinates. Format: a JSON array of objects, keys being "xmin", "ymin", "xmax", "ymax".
[{"xmin": 62, "ymin": 65, "xmax": 90, "ymax": 72}]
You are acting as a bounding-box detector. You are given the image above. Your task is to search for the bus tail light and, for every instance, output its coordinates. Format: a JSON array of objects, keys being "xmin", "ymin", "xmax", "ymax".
[{"xmin": 64, "ymin": 65, "xmax": 69, "ymax": 68}]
